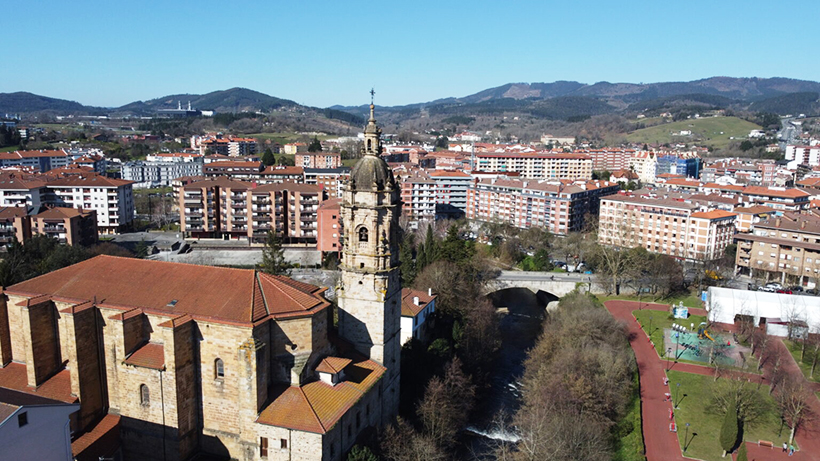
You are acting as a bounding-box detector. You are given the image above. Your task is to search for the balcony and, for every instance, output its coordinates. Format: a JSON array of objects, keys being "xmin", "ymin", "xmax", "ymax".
[
  {"xmin": 232, "ymin": 202, "xmax": 247, "ymax": 209},
  {"xmin": 254, "ymin": 216, "xmax": 271, "ymax": 222}
]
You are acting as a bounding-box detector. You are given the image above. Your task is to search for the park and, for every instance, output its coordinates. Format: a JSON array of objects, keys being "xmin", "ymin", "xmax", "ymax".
[{"xmin": 607, "ymin": 299, "xmax": 820, "ymax": 461}]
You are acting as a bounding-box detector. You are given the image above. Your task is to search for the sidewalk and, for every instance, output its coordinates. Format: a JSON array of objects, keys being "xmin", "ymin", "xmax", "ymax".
[{"xmin": 606, "ymin": 300, "xmax": 820, "ymax": 461}]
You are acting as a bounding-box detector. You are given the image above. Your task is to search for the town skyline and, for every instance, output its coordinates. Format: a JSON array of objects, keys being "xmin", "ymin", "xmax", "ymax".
[{"xmin": 4, "ymin": 0, "xmax": 819, "ymax": 108}]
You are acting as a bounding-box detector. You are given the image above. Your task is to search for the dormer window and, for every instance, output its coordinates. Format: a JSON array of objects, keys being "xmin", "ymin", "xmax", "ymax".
[{"xmin": 316, "ymin": 357, "xmax": 352, "ymax": 386}]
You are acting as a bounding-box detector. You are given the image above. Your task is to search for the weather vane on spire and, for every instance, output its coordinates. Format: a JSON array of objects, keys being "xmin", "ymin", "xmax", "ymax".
[{"xmin": 370, "ymin": 88, "xmax": 375, "ymax": 105}]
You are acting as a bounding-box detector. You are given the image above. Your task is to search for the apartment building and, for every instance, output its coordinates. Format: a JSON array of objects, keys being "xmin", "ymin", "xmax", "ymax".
[
  {"xmin": 295, "ymin": 152, "xmax": 341, "ymax": 169},
  {"xmin": 396, "ymin": 169, "xmax": 436, "ymax": 223},
  {"xmin": 598, "ymin": 195, "xmax": 736, "ymax": 261},
  {"xmin": 785, "ymin": 145, "xmax": 820, "ymax": 166},
  {"xmin": 180, "ymin": 177, "xmax": 324, "ymax": 244},
  {"xmin": 303, "ymin": 168, "xmax": 349, "ymax": 199},
  {"xmin": 199, "ymin": 136, "xmax": 258, "ymax": 156},
  {"xmin": 733, "ymin": 205, "xmax": 778, "ymax": 233},
  {"xmin": 0, "ymin": 172, "xmax": 134, "ymax": 234},
  {"xmin": 283, "ymin": 142, "xmax": 307, "ymax": 154},
  {"xmin": 474, "ymin": 152, "xmax": 592, "ymax": 180},
  {"xmin": 0, "ymin": 150, "xmax": 75, "ymax": 173},
  {"xmin": 316, "ymin": 198, "xmax": 341, "ymax": 254},
  {"xmin": 121, "ymin": 153, "xmax": 204, "ymax": 188},
  {"xmin": 203, "ymin": 160, "xmax": 265, "ymax": 179},
  {"xmin": 576, "ymin": 148, "xmax": 636, "ymax": 171},
  {"xmin": 428, "ymin": 170, "xmax": 472, "ymax": 218},
  {"xmin": 466, "ymin": 178, "xmax": 619, "ymax": 234},
  {"xmin": 30, "ymin": 207, "xmax": 98, "ymax": 246},
  {"xmin": 259, "ymin": 166, "xmax": 305, "ymax": 184},
  {"xmin": 0, "ymin": 207, "xmax": 30, "ymax": 249},
  {"xmin": 735, "ymin": 213, "xmax": 820, "ymax": 285}
]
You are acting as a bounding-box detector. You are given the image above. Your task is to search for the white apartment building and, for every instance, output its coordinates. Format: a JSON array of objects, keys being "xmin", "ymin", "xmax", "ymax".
[
  {"xmin": 598, "ymin": 195, "xmax": 737, "ymax": 261},
  {"xmin": 785, "ymin": 145, "xmax": 820, "ymax": 166},
  {"xmin": 474, "ymin": 152, "xmax": 592, "ymax": 180},
  {"xmin": 122, "ymin": 153, "xmax": 205, "ymax": 188}
]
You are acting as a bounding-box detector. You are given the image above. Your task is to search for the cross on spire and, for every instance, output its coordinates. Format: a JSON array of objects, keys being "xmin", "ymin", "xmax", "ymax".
[{"xmin": 370, "ymin": 88, "xmax": 375, "ymax": 105}]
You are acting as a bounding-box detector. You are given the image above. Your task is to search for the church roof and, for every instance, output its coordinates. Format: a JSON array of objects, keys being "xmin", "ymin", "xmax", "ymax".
[
  {"xmin": 5, "ymin": 255, "xmax": 330, "ymax": 325},
  {"xmin": 349, "ymin": 155, "xmax": 395, "ymax": 191}
]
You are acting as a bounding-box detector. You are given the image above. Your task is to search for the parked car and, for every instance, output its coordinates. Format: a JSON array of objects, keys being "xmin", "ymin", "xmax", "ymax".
[
  {"xmin": 765, "ymin": 282, "xmax": 783, "ymax": 290},
  {"xmin": 789, "ymin": 286, "xmax": 804, "ymax": 292},
  {"xmin": 806, "ymin": 288, "xmax": 820, "ymax": 296},
  {"xmin": 777, "ymin": 289, "xmax": 793, "ymax": 295},
  {"xmin": 758, "ymin": 286, "xmax": 776, "ymax": 293}
]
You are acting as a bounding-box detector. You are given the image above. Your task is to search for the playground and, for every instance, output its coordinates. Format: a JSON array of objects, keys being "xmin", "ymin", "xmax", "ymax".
[{"xmin": 663, "ymin": 322, "xmax": 751, "ymax": 368}]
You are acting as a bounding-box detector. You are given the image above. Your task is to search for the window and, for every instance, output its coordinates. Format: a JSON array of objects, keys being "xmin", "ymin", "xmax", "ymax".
[
  {"xmin": 280, "ymin": 438, "xmax": 288, "ymax": 449},
  {"xmin": 140, "ymin": 384, "xmax": 150, "ymax": 405},
  {"xmin": 358, "ymin": 227, "xmax": 368, "ymax": 242},
  {"xmin": 17, "ymin": 412, "xmax": 27, "ymax": 427},
  {"xmin": 260, "ymin": 437, "xmax": 268, "ymax": 457},
  {"xmin": 215, "ymin": 358, "xmax": 225, "ymax": 379}
]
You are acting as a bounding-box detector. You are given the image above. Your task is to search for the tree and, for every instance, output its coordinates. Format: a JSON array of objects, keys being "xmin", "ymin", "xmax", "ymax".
[
  {"xmin": 776, "ymin": 376, "xmax": 815, "ymax": 445},
  {"xmin": 434, "ymin": 136, "xmax": 448, "ymax": 150},
  {"xmin": 347, "ymin": 445, "xmax": 378, "ymax": 461},
  {"xmin": 261, "ymin": 148, "xmax": 275, "ymax": 166},
  {"xmin": 381, "ymin": 418, "xmax": 447, "ymax": 461},
  {"xmin": 400, "ymin": 237, "xmax": 417, "ymax": 287},
  {"xmin": 308, "ymin": 137, "xmax": 322, "ymax": 152},
  {"xmin": 134, "ymin": 238, "xmax": 149, "ymax": 259},
  {"xmin": 417, "ymin": 357, "xmax": 475, "ymax": 448},
  {"xmin": 277, "ymin": 154, "xmax": 295, "ymax": 166},
  {"xmin": 258, "ymin": 231, "xmax": 290, "ymax": 276},
  {"xmin": 719, "ymin": 400, "xmax": 739, "ymax": 456}
]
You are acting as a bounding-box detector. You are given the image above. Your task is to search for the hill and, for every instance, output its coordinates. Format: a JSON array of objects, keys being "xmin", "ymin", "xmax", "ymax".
[
  {"xmin": 749, "ymin": 92, "xmax": 820, "ymax": 116},
  {"xmin": 117, "ymin": 88, "xmax": 299, "ymax": 114},
  {"xmin": 625, "ymin": 116, "xmax": 762, "ymax": 149},
  {"xmin": 0, "ymin": 92, "xmax": 101, "ymax": 114}
]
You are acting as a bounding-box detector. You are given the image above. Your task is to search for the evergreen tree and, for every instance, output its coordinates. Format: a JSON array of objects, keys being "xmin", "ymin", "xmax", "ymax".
[
  {"xmin": 134, "ymin": 238, "xmax": 149, "ymax": 259},
  {"xmin": 417, "ymin": 244, "xmax": 428, "ymax": 272},
  {"xmin": 720, "ymin": 401, "xmax": 739, "ymax": 457},
  {"xmin": 424, "ymin": 224, "xmax": 437, "ymax": 264},
  {"xmin": 346, "ymin": 445, "xmax": 377, "ymax": 461},
  {"xmin": 308, "ymin": 137, "xmax": 322, "ymax": 152},
  {"xmin": 261, "ymin": 148, "xmax": 275, "ymax": 166},
  {"xmin": 259, "ymin": 231, "xmax": 290, "ymax": 276},
  {"xmin": 736, "ymin": 442, "xmax": 748, "ymax": 461},
  {"xmin": 400, "ymin": 236, "xmax": 416, "ymax": 286}
]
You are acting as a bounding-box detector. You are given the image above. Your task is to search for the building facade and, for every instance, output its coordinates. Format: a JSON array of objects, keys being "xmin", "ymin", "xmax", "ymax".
[
  {"xmin": 735, "ymin": 213, "xmax": 820, "ymax": 285},
  {"xmin": 598, "ymin": 195, "xmax": 737, "ymax": 261},
  {"xmin": 474, "ymin": 152, "xmax": 592, "ymax": 180}
]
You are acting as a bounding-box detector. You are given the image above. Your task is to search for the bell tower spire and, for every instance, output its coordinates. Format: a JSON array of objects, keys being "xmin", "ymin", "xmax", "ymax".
[
  {"xmin": 337, "ymin": 93, "xmax": 401, "ymax": 423},
  {"xmin": 363, "ymin": 89, "xmax": 381, "ymax": 156}
]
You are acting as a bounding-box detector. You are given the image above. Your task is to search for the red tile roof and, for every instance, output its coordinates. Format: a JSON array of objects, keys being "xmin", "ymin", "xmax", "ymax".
[
  {"xmin": 0, "ymin": 363, "xmax": 77, "ymax": 404},
  {"xmin": 123, "ymin": 343, "xmax": 165, "ymax": 370},
  {"xmin": 401, "ymin": 288, "xmax": 435, "ymax": 317},
  {"xmin": 315, "ymin": 357, "xmax": 352, "ymax": 374},
  {"xmin": 5, "ymin": 256, "xmax": 330, "ymax": 325},
  {"xmin": 72, "ymin": 414, "xmax": 121, "ymax": 461},
  {"xmin": 690, "ymin": 210, "xmax": 737, "ymax": 220},
  {"xmin": 257, "ymin": 357, "xmax": 385, "ymax": 433}
]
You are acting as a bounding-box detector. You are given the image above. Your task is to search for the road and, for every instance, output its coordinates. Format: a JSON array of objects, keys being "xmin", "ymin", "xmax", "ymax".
[
  {"xmin": 496, "ymin": 270, "xmax": 592, "ymax": 283},
  {"xmin": 778, "ymin": 116, "xmax": 799, "ymax": 150}
]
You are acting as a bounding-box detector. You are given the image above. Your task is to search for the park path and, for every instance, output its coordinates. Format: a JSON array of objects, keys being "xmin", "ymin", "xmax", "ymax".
[{"xmin": 605, "ymin": 300, "xmax": 820, "ymax": 461}]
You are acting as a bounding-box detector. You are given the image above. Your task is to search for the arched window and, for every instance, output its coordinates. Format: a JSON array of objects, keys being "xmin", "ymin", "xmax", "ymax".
[
  {"xmin": 366, "ymin": 139, "xmax": 372, "ymax": 151},
  {"xmin": 358, "ymin": 227, "xmax": 369, "ymax": 242},
  {"xmin": 215, "ymin": 358, "xmax": 224, "ymax": 379},
  {"xmin": 140, "ymin": 384, "xmax": 150, "ymax": 405}
]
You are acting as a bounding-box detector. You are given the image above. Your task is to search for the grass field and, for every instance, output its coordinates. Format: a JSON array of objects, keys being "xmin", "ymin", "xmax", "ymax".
[
  {"xmin": 784, "ymin": 340, "xmax": 820, "ymax": 383},
  {"xmin": 626, "ymin": 116, "xmax": 762, "ymax": 149},
  {"xmin": 614, "ymin": 371, "xmax": 646, "ymax": 461},
  {"xmin": 666, "ymin": 370, "xmax": 792, "ymax": 460},
  {"xmin": 247, "ymin": 132, "xmax": 335, "ymax": 145},
  {"xmin": 0, "ymin": 145, "xmax": 20, "ymax": 152}
]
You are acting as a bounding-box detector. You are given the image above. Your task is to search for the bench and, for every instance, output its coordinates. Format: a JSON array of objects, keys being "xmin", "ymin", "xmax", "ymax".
[{"xmin": 758, "ymin": 440, "xmax": 774, "ymax": 448}]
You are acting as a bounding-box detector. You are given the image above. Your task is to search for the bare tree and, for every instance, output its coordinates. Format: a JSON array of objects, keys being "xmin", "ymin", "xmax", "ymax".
[
  {"xmin": 590, "ymin": 221, "xmax": 638, "ymax": 295},
  {"xmin": 776, "ymin": 375, "xmax": 816, "ymax": 445}
]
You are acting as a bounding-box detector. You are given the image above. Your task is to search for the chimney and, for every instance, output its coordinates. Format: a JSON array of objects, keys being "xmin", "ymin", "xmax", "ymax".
[
  {"xmin": 776, "ymin": 217, "xmax": 781, "ymax": 227},
  {"xmin": 428, "ymin": 288, "xmax": 433, "ymax": 297},
  {"xmin": 413, "ymin": 296, "xmax": 420, "ymax": 306},
  {"xmin": 802, "ymin": 220, "xmax": 807, "ymax": 229}
]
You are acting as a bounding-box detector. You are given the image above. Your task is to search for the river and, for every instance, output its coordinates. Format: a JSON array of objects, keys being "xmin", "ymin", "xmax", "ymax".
[{"xmin": 458, "ymin": 287, "xmax": 553, "ymax": 459}]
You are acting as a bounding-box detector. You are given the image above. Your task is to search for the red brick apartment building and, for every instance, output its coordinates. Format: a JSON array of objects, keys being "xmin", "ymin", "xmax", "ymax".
[{"xmin": 466, "ymin": 178, "xmax": 619, "ymax": 234}]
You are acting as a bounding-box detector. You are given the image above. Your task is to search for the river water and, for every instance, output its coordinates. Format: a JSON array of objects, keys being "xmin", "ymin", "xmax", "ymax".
[{"xmin": 458, "ymin": 288, "xmax": 552, "ymax": 459}]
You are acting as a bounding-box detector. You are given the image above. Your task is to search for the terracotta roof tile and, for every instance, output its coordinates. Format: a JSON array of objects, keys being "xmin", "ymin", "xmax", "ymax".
[
  {"xmin": 5, "ymin": 256, "xmax": 328, "ymax": 325},
  {"xmin": 401, "ymin": 288, "xmax": 435, "ymax": 317},
  {"xmin": 71, "ymin": 414, "xmax": 121, "ymax": 461},
  {"xmin": 123, "ymin": 343, "xmax": 165, "ymax": 370},
  {"xmin": 0, "ymin": 363, "xmax": 77, "ymax": 404},
  {"xmin": 315, "ymin": 357, "xmax": 351, "ymax": 374},
  {"xmin": 690, "ymin": 210, "xmax": 737, "ymax": 219}
]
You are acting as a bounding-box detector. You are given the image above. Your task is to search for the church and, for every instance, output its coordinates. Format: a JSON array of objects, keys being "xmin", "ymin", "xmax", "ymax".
[{"xmin": 0, "ymin": 102, "xmax": 401, "ymax": 460}]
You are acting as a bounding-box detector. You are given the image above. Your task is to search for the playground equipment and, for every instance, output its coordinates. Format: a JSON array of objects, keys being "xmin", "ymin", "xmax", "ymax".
[{"xmin": 697, "ymin": 322, "xmax": 714, "ymax": 341}]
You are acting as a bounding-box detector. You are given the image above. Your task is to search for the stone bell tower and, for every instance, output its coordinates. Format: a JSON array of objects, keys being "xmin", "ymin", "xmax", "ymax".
[{"xmin": 337, "ymin": 95, "xmax": 401, "ymax": 419}]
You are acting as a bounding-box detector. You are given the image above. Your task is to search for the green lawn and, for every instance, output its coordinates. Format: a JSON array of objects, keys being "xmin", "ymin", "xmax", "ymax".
[
  {"xmin": 247, "ymin": 132, "xmax": 335, "ymax": 145},
  {"xmin": 626, "ymin": 116, "xmax": 762, "ymax": 150},
  {"xmin": 634, "ymin": 309, "xmax": 709, "ymax": 357},
  {"xmin": 0, "ymin": 145, "xmax": 20, "ymax": 152},
  {"xmin": 784, "ymin": 340, "xmax": 820, "ymax": 383},
  {"xmin": 342, "ymin": 158, "xmax": 358, "ymax": 168},
  {"xmin": 666, "ymin": 370, "xmax": 791, "ymax": 461},
  {"xmin": 614, "ymin": 371, "xmax": 646, "ymax": 461}
]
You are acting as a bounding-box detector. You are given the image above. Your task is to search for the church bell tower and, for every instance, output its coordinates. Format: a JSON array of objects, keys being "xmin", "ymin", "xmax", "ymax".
[{"xmin": 337, "ymin": 94, "xmax": 401, "ymax": 419}]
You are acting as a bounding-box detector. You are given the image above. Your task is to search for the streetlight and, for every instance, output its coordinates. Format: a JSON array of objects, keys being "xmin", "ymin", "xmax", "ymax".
[
  {"xmin": 683, "ymin": 423, "xmax": 690, "ymax": 452},
  {"xmin": 675, "ymin": 332, "xmax": 681, "ymax": 363},
  {"xmin": 649, "ymin": 315, "xmax": 653, "ymax": 337},
  {"xmin": 667, "ymin": 347, "xmax": 673, "ymax": 371},
  {"xmin": 675, "ymin": 383, "xmax": 681, "ymax": 409}
]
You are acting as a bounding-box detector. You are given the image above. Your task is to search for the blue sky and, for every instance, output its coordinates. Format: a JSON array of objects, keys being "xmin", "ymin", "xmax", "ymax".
[{"xmin": 5, "ymin": 0, "xmax": 818, "ymax": 108}]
